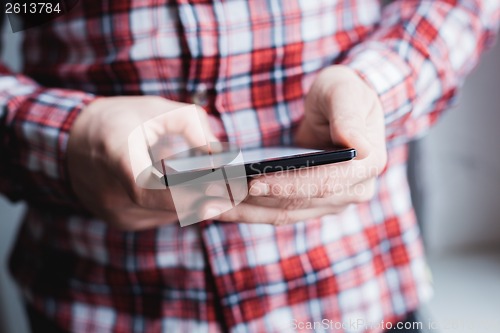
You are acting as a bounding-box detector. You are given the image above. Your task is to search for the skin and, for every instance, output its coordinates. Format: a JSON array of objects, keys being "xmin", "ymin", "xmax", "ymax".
[
  {"xmin": 67, "ymin": 96, "xmax": 220, "ymax": 230},
  {"xmin": 201, "ymin": 65, "xmax": 388, "ymax": 225},
  {"xmin": 67, "ymin": 65, "xmax": 387, "ymax": 230}
]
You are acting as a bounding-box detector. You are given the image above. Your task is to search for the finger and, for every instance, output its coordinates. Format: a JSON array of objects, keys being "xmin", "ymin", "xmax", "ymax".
[
  {"xmin": 126, "ymin": 168, "xmax": 215, "ymax": 212},
  {"xmin": 199, "ymin": 199, "xmax": 334, "ymax": 225},
  {"xmin": 244, "ymin": 178, "xmax": 375, "ymax": 210},
  {"xmin": 248, "ymin": 163, "xmax": 357, "ymax": 199},
  {"xmin": 107, "ymin": 206, "xmax": 180, "ymax": 231},
  {"xmin": 264, "ymin": 177, "xmax": 375, "ymax": 207},
  {"xmin": 244, "ymin": 196, "xmax": 315, "ymax": 210}
]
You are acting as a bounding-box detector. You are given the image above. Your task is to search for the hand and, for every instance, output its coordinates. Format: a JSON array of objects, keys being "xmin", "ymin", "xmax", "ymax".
[
  {"xmin": 67, "ymin": 96, "xmax": 219, "ymax": 231},
  {"xmin": 202, "ymin": 65, "xmax": 387, "ymax": 225}
]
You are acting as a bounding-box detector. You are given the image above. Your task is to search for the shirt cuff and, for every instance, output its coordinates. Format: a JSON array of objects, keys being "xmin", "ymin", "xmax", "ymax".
[
  {"xmin": 341, "ymin": 43, "xmax": 425, "ymax": 144},
  {"xmin": 2, "ymin": 86, "xmax": 96, "ymax": 206}
]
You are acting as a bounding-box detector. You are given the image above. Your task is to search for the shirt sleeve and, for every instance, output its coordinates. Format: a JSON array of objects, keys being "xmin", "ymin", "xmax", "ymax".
[
  {"xmin": 0, "ymin": 62, "xmax": 96, "ymax": 208},
  {"xmin": 341, "ymin": 0, "xmax": 500, "ymax": 146}
]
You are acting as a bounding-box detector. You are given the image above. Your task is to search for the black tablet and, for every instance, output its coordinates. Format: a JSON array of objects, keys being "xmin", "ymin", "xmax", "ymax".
[{"xmin": 153, "ymin": 146, "xmax": 356, "ymax": 186}]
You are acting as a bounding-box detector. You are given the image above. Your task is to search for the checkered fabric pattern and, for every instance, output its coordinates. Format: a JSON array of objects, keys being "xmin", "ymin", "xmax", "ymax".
[{"xmin": 1, "ymin": 1, "xmax": 498, "ymax": 332}]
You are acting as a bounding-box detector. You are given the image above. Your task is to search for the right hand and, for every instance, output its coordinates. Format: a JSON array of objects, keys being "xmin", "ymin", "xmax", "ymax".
[{"xmin": 67, "ymin": 96, "xmax": 219, "ymax": 231}]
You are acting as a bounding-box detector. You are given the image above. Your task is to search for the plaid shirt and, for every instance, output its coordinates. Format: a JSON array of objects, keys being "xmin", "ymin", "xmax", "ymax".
[{"xmin": 1, "ymin": 1, "xmax": 498, "ymax": 332}]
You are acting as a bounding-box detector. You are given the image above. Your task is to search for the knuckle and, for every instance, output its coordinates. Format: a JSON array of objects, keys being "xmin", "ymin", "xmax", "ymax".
[
  {"xmin": 130, "ymin": 187, "xmax": 145, "ymax": 206},
  {"xmin": 282, "ymin": 198, "xmax": 309, "ymax": 210},
  {"xmin": 226, "ymin": 206, "xmax": 244, "ymax": 222},
  {"xmin": 98, "ymin": 136, "xmax": 114, "ymax": 158},
  {"xmin": 282, "ymin": 184, "xmax": 298, "ymax": 200},
  {"xmin": 272, "ymin": 209, "xmax": 293, "ymax": 227},
  {"xmin": 319, "ymin": 173, "xmax": 335, "ymax": 197}
]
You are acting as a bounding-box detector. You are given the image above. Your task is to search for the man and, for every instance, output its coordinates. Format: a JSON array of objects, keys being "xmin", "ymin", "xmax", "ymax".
[{"xmin": 1, "ymin": 1, "xmax": 498, "ymax": 332}]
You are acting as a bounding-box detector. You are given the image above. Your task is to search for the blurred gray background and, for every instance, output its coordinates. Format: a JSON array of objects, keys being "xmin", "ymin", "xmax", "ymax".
[{"xmin": 1, "ymin": 18, "xmax": 500, "ymax": 333}]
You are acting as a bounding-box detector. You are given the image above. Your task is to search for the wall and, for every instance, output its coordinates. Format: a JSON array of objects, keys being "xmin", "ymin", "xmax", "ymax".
[
  {"xmin": 0, "ymin": 19, "xmax": 29, "ymax": 333},
  {"xmin": 420, "ymin": 41, "xmax": 500, "ymax": 254},
  {"xmin": 0, "ymin": 198, "xmax": 28, "ymax": 333}
]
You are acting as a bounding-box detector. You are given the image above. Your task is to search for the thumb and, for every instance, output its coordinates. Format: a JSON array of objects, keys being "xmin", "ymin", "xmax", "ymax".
[
  {"xmin": 329, "ymin": 116, "xmax": 370, "ymax": 159},
  {"xmin": 163, "ymin": 104, "xmax": 221, "ymax": 153},
  {"xmin": 129, "ymin": 104, "xmax": 221, "ymax": 179}
]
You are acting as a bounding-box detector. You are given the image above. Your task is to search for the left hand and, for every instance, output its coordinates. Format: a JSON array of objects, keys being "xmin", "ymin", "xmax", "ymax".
[{"xmin": 201, "ymin": 65, "xmax": 387, "ymax": 225}]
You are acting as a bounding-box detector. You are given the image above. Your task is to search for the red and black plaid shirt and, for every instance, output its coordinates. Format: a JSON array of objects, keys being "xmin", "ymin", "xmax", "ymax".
[{"xmin": 1, "ymin": 1, "xmax": 498, "ymax": 332}]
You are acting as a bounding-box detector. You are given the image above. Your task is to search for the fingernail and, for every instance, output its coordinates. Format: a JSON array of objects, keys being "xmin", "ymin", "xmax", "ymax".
[
  {"xmin": 249, "ymin": 181, "xmax": 270, "ymax": 196},
  {"xmin": 203, "ymin": 207, "xmax": 221, "ymax": 220},
  {"xmin": 208, "ymin": 141, "xmax": 223, "ymax": 153},
  {"xmin": 205, "ymin": 184, "xmax": 226, "ymax": 197}
]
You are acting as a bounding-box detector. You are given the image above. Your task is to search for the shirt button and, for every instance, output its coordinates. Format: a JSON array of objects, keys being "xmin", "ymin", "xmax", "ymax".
[{"xmin": 192, "ymin": 83, "xmax": 208, "ymax": 107}]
